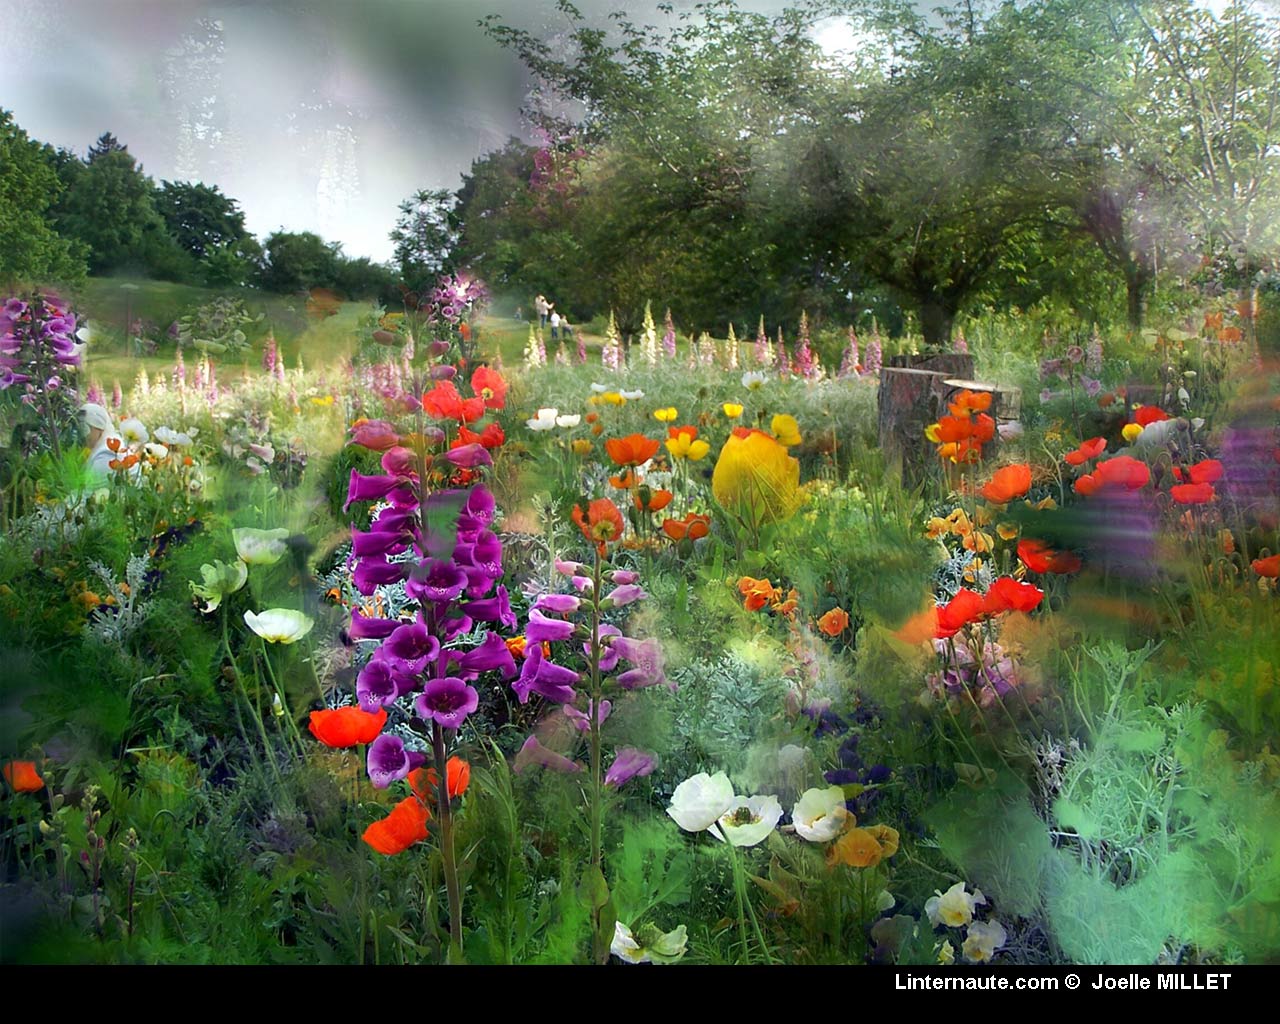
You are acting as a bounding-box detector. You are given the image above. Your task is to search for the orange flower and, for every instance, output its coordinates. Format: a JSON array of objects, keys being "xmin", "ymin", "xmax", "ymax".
[
  {"xmin": 827, "ymin": 827, "xmax": 884, "ymax": 868},
  {"xmin": 1218, "ymin": 325, "xmax": 1243, "ymax": 343},
  {"xmin": 662, "ymin": 512, "xmax": 711, "ymax": 541},
  {"xmin": 505, "ymin": 635, "xmax": 528, "ymax": 658},
  {"xmin": 979, "ymin": 464, "xmax": 1032, "ymax": 504},
  {"xmin": 773, "ymin": 588, "xmax": 799, "ymax": 617},
  {"xmin": 935, "ymin": 589, "xmax": 985, "ymax": 638},
  {"xmin": 1075, "ymin": 455, "xmax": 1150, "ymax": 496},
  {"xmin": 982, "ymin": 576, "xmax": 1044, "ymax": 616},
  {"xmin": 1251, "ymin": 554, "xmax": 1280, "ymax": 578},
  {"xmin": 470, "ymin": 366, "xmax": 507, "ymax": 410},
  {"xmin": 447, "ymin": 757, "xmax": 471, "ymax": 797},
  {"xmin": 609, "ymin": 470, "xmax": 638, "ymax": 490},
  {"xmin": 1064, "ymin": 437, "xmax": 1106, "ymax": 466},
  {"xmin": 572, "ymin": 498, "xmax": 625, "ymax": 555},
  {"xmin": 817, "ymin": 607, "xmax": 850, "ymax": 637},
  {"xmin": 1017, "ymin": 539, "xmax": 1081, "ymax": 575},
  {"xmin": 634, "ymin": 488, "xmax": 674, "ymax": 513},
  {"xmin": 948, "ymin": 389, "xmax": 993, "ymax": 416},
  {"xmin": 738, "ymin": 576, "xmax": 780, "ymax": 612},
  {"xmin": 307, "ymin": 706, "xmax": 388, "ymax": 748},
  {"xmin": 3, "ymin": 760, "xmax": 44, "ymax": 793},
  {"xmin": 1132, "ymin": 406, "xmax": 1170, "ymax": 427},
  {"xmin": 605, "ymin": 433, "xmax": 660, "ymax": 467},
  {"xmin": 422, "ymin": 381, "xmax": 485, "ymax": 423},
  {"xmin": 408, "ymin": 756, "xmax": 470, "ymax": 802},
  {"xmin": 459, "ymin": 321, "xmax": 472, "ymax": 341},
  {"xmin": 894, "ymin": 606, "xmax": 940, "ymax": 645},
  {"xmin": 363, "ymin": 796, "xmax": 431, "ymax": 855},
  {"xmin": 1170, "ymin": 482, "xmax": 1215, "ymax": 505}
]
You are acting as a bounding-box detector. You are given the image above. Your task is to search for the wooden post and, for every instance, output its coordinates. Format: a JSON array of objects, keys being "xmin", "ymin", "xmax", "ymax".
[{"xmin": 878, "ymin": 366, "xmax": 950, "ymax": 484}]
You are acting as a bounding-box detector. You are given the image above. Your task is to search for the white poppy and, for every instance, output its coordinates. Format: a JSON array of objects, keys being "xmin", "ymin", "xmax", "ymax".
[
  {"xmin": 555, "ymin": 414, "xmax": 581, "ymax": 428},
  {"xmin": 962, "ymin": 919, "xmax": 1007, "ymax": 962},
  {"xmin": 119, "ymin": 418, "xmax": 149, "ymax": 444},
  {"xmin": 244, "ymin": 608, "xmax": 314, "ymax": 644},
  {"xmin": 741, "ymin": 370, "xmax": 767, "ymax": 391},
  {"xmin": 791, "ymin": 786, "xmax": 850, "ymax": 842},
  {"xmin": 611, "ymin": 921, "xmax": 688, "ymax": 965},
  {"xmin": 924, "ymin": 881, "xmax": 986, "ymax": 928},
  {"xmin": 144, "ymin": 443, "xmax": 169, "ymax": 461},
  {"xmin": 590, "ymin": 383, "xmax": 609, "ymax": 393},
  {"xmin": 667, "ymin": 771, "xmax": 735, "ymax": 836},
  {"xmin": 154, "ymin": 426, "xmax": 194, "ymax": 447},
  {"xmin": 189, "ymin": 559, "xmax": 248, "ymax": 613},
  {"xmin": 526, "ymin": 407, "xmax": 559, "ymax": 431},
  {"xmin": 619, "ymin": 389, "xmax": 644, "ymax": 400},
  {"xmin": 233, "ymin": 527, "xmax": 290, "ymax": 566},
  {"xmin": 715, "ymin": 794, "xmax": 783, "ymax": 847}
]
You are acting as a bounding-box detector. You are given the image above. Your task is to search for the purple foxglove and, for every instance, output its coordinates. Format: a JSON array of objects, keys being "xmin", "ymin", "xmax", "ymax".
[
  {"xmin": 430, "ymin": 364, "xmax": 457, "ymax": 380},
  {"xmin": 382, "ymin": 622, "xmax": 441, "ymax": 674},
  {"xmin": 564, "ymin": 699, "xmax": 611, "ymax": 734},
  {"xmin": 446, "ymin": 443, "xmax": 491, "ymax": 469},
  {"xmin": 415, "ymin": 676, "xmax": 479, "ymax": 729},
  {"xmin": 570, "ymin": 575, "xmax": 594, "ymax": 593},
  {"xmin": 605, "ymin": 748, "xmax": 657, "ymax": 788},
  {"xmin": 345, "ymin": 470, "xmax": 402, "ymax": 510},
  {"xmin": 512, "ymin": 643, "xmax": 580, "ymax": 704},
  {"xmin": 610, "ymin": 570, "xmax": 640, "ymax": 585},
  {"xmin": 590, "ymin": 624, "xmax": 623, "ymax": 672},
  {"xmin": 513, "ymin": 734, "xmax": 582, "ymax": 775},
  {"xmin": 463, "ymin": 563, "xmax": 496, "ymax": 598},
  {"xmin": 354, "ymin": 557, "xmax": 409, "ymax": 596},
  {"xmin": 533, "ymin": 593, "xmax": 581, "ymax": 615},
  {"xmin": 351, "ymin": 526, "xmax": 410, "ymax": 558},
  {"xmin": 381, "ymin": 446, "xmax": 417, "ymax": 476},
  {"xmin": 405, "ymin": 558, "xmax": 468, "ymax": 603},
  {"xmin": 554, "ymin": 558, "xmax": 583, "ymax": 575},
  {"xmin": 356, "ymin": 657, "xmax": 413, "ymax": 711},
  {"xmin": 464, "ymin": 485, "xmax": 496, "ymax": 526},
  {"xmin": 465, "ymin": 529, "xmax": 503, "ymax": 578},
  {"xmin": 438, "ymin": 614, "xmax": 473, "ymax": 643},
  {"xmin": 347, "ymin": 608, "xmax": 400, "ymax": 641},
  {"xmin": 603, "ymin": 584, "xmax": 646, "ymax": 608},
  {"xmin": 467, "ymin": 585, "xmax": 517, "ymax": 630},
  {"xmin": 448, "ymin": 631, "xmax": 517, "ymax": 680},
  {"xmin": 367, "ymin": 733, "xmax": 424, "ymax": 789},
  {"xmin": 526, "ymin": 608, "xmax": 577, "ymax": 644},
  {"xmin": 612, "ymin": 636, "xmax": 667, "ymax": 691}
]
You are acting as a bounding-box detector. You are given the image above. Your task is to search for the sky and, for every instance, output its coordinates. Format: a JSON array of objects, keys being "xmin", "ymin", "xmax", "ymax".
[{"xmin": 0, "ymin": 0, "xmax": 1245, "ymax": 263}]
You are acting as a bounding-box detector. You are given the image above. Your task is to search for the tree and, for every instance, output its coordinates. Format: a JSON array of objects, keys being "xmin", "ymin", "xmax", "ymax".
[
  {"xmin": 257, "ymin": 231, "xmax": 341, "ymax": 294},
  {"xmin": 389, "ymin": 188, "xmax": 461, "ymax": 292},
  {"xmin": 0, "ymin": 110, "xmax": 87, "ymax": 286},
  {"xmin": 155, "ymin": 180, "xmax": 249, "ymax": 259}
]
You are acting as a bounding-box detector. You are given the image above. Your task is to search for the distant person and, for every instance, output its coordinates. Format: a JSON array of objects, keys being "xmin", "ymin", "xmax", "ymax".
[
  {"xmin": 79, "ymin": 402, "xmax": 122, "ymax": 480},
  {"xmin": 550, "ymin": 310, "xmax": 561, "ymax": 340},
  {"xmin": 514, "ymin": 305, "xmax": 524, "ymax": 321},
  {"xmin": 561, "ymin": 313, "xmax": 573, "ymax": 339},
  {"xmin": 534, "ymin": 295, "xmax": 549, "ymax": 328}
]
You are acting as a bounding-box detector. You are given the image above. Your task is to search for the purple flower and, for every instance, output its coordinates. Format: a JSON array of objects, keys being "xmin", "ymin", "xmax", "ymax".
[
  {"xmin": 512, "ymin": 643, "xmax": 580, "ymax": 704},
  {"xmin": 467, "ymin": 585, "xmax": 517, "ymax": 630},
  {"xmin": 513, "ymin": 734, "xmax": 582, "ymax": 775},
  {"xmin": 382, "ymin": 622, "xmax": 441, "ymax": 674},
  {"xmin": 605, "ymin": 748, "xmax": 657, "ymax": 788},
  {"xmin": 526, "ymin": 608, "xmax": 577, "ymax": 644},
  {"xmin": 446, "ymin": 443, "xmax": 491, "ymax": 469},
  {"xmin": 554, "ymin": 558, "xmax": 583, "ymax": 575},
  {"xmin": 415, "ymin": 676, "xmax": 479, "ymax": 729},
  {"xmin": 611, "ymin": 636, "xmax": 667, "ymax": 690},
  {"xmin": 603, "ymin": 584, "xmax": 646, "ymax": 608},
  {"xmin": 463, "ymin": 485, "xmax": 496, "ymax": 528},
  {"xmin": 610, "ymin": 570, "xmax": 640, "ymax": 585},
  {"xmin": 448, "ymin": 631, "xmax": 517, "ymax": 680},
  {"xmin": 354, "ymin": 557, "xmax": 410, "ymax": 596},
  {"xmin": 351, "ymin": 525, "xmax": 410, "ymax": 558},
  {"xmin": 405, "ymin": 558, "xmax": 469, "ymax": 603},
  {"xmin": 347, "ymin": 608, "xmax": 400, "ymax": 641},
  {"xmin": 533, "ymin": 593, "xmax": 581, "ymax": 615},
  {"xmin": 356, "ymin": 657, "xmax": 413, "ymax": 711},
  {"xmin": 570, "ymin": 575, "xmax": 594, "ymax": 593},
  {"xmin": 464, "ymin": 529, "xmax": 503, "ymax": 578},
  {"xmin": 381, "ymin": 446, "xmax": 417, "ymax": 476},
  {"xmin": 590, "ymin": 624, "xmax": 623, "ymax": 672},
  {"xmin": 439, "ymin": 614, "xmax": 473, "ymax": 643},
  {"xmin": 345, "ymin": 470, "xmax": 403, "ymax": 510},
  {"xmin": 564, "ymin": 699, "xmax": 611, "ymax": 734},
  {"xmin": 367, "ymin": 733, "xmax": 423, "ymax": 789},
  {"xmin": 431, "ymin": 364, "xmax": 457, "ymax": 380}
]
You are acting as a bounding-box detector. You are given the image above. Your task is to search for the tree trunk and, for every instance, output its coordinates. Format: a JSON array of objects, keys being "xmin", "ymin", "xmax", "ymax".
[
  {"xmin": 878, "ymin": 366, "xmax": 950, "ymax": 485},
  {"xmin": 1125, "ymin": 266, "xmax": 1150, "ymax": 329},
  {"xmin": 919, "ymin": 296, "xmax": 955, "ymax": 350}
]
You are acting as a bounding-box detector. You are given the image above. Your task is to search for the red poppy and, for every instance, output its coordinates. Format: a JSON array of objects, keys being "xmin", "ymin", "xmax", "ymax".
[
  {"xmin": 470, "ymin": 366, "xmax": 507, "ymax": 410},
  {"xmin": 1171, "ymin": 482, "xmax": 1215, "ymax": 505},
  {"xmin": 662, "ymin": 512, "xmax": 711, "ymax": 541},
  {"xmin": 408, "ymin": 756, "xmax": 471, "ymax": 802},
  {"xmin": 1017, "ymin": 538, "xmax": 1082, "ymax": 575},
  {"xmin": 1172, "ymin": 459, "xmax": 1223, "ymax": 486},
  {"xmin": 935, "ymin": 415, "xmax": 976, "ymax": 443},
  {"xmin": 363, "ymin": 796, "xmax": 431, "ymax": 855},
  {"xmin": 1251, "ymin": 554, "xmax": 1280, "ymax": 578},
  {"xmin": 935, "ymin": 589, "xmax": 986, "ymax": 638},
  {"xmin": 422, "ymin": 381, "xmax": 485, "ymax": 423},
  {"xmin": 3, "ymin": 760, "xmax": 44, "ymax": 793},
  {"xmin": 634, "ymin": 488, "xmax": 674, "ymax": 513},
  {"xmin": 982, "ymin": 576, "xmax": 1044, "ymax": 616},
  {"xmin": 604, "ymin": 434, "xmax": 660, "ymax": 467},
  {"xmin": 1064, "ymin": 437, "xmax": 1106, "ymax": 466},
  {"xmin": 980, "ymin": 464, "xmax": 1032, "ymax": 504},
  {"xmin": 572, "ymin": 498, "xmax": 625, "ymax": 555},
  {"xmin": 1075, "ymin": 455, "xmax": 1150, "ymax": 495},
  {"xmin": 609, "ymin": 470, "xmax": 638, "ymax": 490},
  {"xmin": 307, "ymin": 706, "xmax": 388, "ymax": 748},
  {"xmin": 456, "ymin": 422, "xmax": 505, "ymax": 450},
  {"xmin": 1132, "ymin": 406, "xmax": 1170, "ymax": 427}
]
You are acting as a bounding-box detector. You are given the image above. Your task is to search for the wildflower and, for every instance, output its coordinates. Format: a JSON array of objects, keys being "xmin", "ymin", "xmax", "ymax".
[
  {"xmin": 605, "ymin": 433, "xmax": 660, "ymax": 467},
  {"xmin": 653, "ymin": 407, "xmax": 678, "ymax": 423},
  {"xmin": 423, "ymin": 380, "xmax": 484, "ymax": 422},
  {"xmin": 526, "ymin": 407, "xmax": 559, "ymax": 431},
  {"xmin": 665, "ymin": 425, "xmax": 710, "ymax": 461},
  {"xmin": 948, "ymin": 389, "xmax": 992, "ymax": 416},
  {"xmin": 979, "ymin": 464, "xmax": 1032, "ymax": 504},
  {"xmin": 1074, "ymin": 455, "xmax": 1150, "ymax": 496},
  {"xmin": 962, "ymin": 920, "xmax": 1007, "ymax": 963},
  {"xmin": 233, "ymin": 527, "xmax": 290, "ymax": 566},
  {"xmin": 1132, "ymin": 405, "xmax": 1170, "ymax": 427},
  {"xmin": 363, "ymin": 796, "xmax": 430, "ymax": 855},
  {"xmin": 611, "ymin": 921, "xmax": 688, "ymax": 964},
  {"xmin": 667, "ymin": 771, "xmax": 735, "ymax": 836},
  {"xmin": 1017, "ymin": 539, "xmax": 1081, "ymax": 575},
  {"xmin": 190, "ymin": 559, "xmax": 249, "ymax": 613},
  {"xmin": 308, "ymin": 706, "xmax": 388, "ymax": 748},
  {"xmin": 244, "ymin": 608, "xmax": 315, "ymax": 644},
  {"xmin": 712, "ymin": 428, "xmax": 802, "ymax": 525},
  {"xmin": 738, "ymin": 576, "xmax": 781, "ymax": 611},
  {"xmin": 572, "ymin": 498, "xmax": 625, "ymax": 555},
  {"xmin": 662, "ymin": 512, "xmax": 711, "ymax": 541},
  {"xmin": 827, "ymin": 827, "xmax": 886, "ymax": 868},
  {"xmin": 1121, "ymin": 423, "xmax": 1144, "ymax": 443},
  {"xmin": 634, "ymin": 488, "xmax": 674, "ymax": 513},
  {"xmin": 715, "ymin": 795, "xmax": 783, "ymax": 847},
  {"xmin": 605, "ymin": 748, "xmax": 657, "ymax": 788},
  {"xmin": 817, "ymin": 607, "xmax": 850, "ymax": 637},
  {"xmin": 982, "ymin": 577, "xmax": 1043, "ymax": 615},
  {"xmin": 470, "ymin": 366, "xmax": 507, "ymax": 409},
  {"xmin": 571, "ymin": 439, "xmax": 592, "ymax": 456},
  {"xmin": 366, "ymin": 733, "xmax": 422, "ymax": 789},
  {"xmin": 3, "ymin": 760, "xmax": 44, "ymax": 793},
  {"xmin": 791, "ymin": 786, "xmax": 850, "ymax": 842},
  {"xmin": 925, "ymin": 881, "xmax": 986, "ymax": 928},
  {"xmin": 513, "ymin": 734, "xmax": 582, "ymax": 774},
  {"xmin": 120, "ymin": 418, "xmax": 149, "ymax": 444},
  {"xmin": 1170, "ymin": 482, "xmax": 1215, "ymax": 505},
  {"xmin": 1252, "ymin": 554, "xmax": 1280, "ymax": 578},
  {"xmin": 938, "ymin": 941, "xmax": 956, "ymax": 965},
  {"xmin": 722, "ymin": 402, "xmax": 743, "ymax": 418},
  {"xmin": 1172, "ymin": 459, "xmax": 1224, "ymax": 485},
  {"xmin": 741, "ymin": 370, "xmax": 767, "ymax": 391},
  {"xmin": 415, "ymin": 676, "xmax": 480, "ymax": 729},
  {"xmin": 555, "ymin": 414, "xmax": 580, "ymax": 428},
  {"xmin": 934, "ymin": 589, "xmax": 986, "ymax": 639},
  {"xmin": 770, "ymin": 414, "xmax": 802, "ymax": 448}
]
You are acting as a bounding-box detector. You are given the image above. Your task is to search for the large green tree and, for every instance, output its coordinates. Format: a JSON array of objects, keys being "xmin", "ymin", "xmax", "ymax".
[{"xmin": 154, "ymin": 180, "xmax": 249, "ymax": 259}]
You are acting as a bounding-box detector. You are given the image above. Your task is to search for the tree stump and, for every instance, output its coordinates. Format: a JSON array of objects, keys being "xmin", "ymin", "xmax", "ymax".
[
  {"xmin": 887, "ymin": 353, "xmax": 975, "ymax": 378},
  {"xmin": 878, "ymin": 366, "xmax": 950, "ymax": 483}
]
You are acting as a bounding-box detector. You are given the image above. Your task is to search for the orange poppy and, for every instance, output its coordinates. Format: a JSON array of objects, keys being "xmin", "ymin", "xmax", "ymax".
[
  {"xmin": 422, "ymin": 381, "xmax": 485, "ymax": 423},
  {"xmin": 408, "ymin": 756, "xmax": 470, "ymax": 802},
  {"xmin": 894, "ymin": 606, "xmax": 940, "ymax": 645},
  {"xmin": 1204, "ymin": 311, "xmax": 1224, "ymax": 331},
  {"xmin": 363, "ymin": 795, "xmax": 431, "ymax": 855},
  {"xmin": 979, "ymin": 464, "xmax": 1032, "ymax": 504},
  {"xmin": 609, "ymin": 470, "xmax": 638, "ymax": 490},
  {"xmin": 827, "ymin": 827, "xmax": 884, "ymax": 868},
  {"xmin": 817, "ymin": 607, "xmax": 850, "ymax": 637},
  {"xmin": 634, "ymin": 488, "xmax": 674, "ymax": 513},
  {"xmin": 106, "ymin": 436, "xmax": 122, "ymax": 452},
  {"xmin": 773, "ymin": 589, "xmax": 799, "ymax": 617},
  {"xmin": 456, "ymin": 422, "xmax": 505, "ymax": 450},
  {"xmin": 1172, "ymin": 459, "xmax": 1223, "ymax": 485},
  {"xmin": 572, "ymin": 498, "xmax": 625, "ymax": 555},
  {"xmin": 3, "ymin": 760, "xmax": 44, "ymax": 793},
  {"xmin": 307, "ymin": 706, "xmax": 388, "ymax": 748},
  {"xmin": 459, "ymin": 321, "xmax": 472, "ymax": 341},
  {"xmin": 662, "ymin": 512, "xmax": 711, "ymax": 541},
  {"xmin": 1075, "ymin": 455, "xmax": 1150, "ymax": 495},
  {"xmin": 1218, "ymin": 326, "xmax": 1243, "ymax": 343},
  {"xmin": 935, "ymin": 589, "xmax": 985, "ymax": 638},
  {"xmin": 1064, "ymin": 437, "xmax": 1106, "ymax": 466},
  {"xmin": 470, "ymin": 366, "xmax": 507, "ymax": 410},
  {"xmin": 505, "ymin": 635, "xmax": 528, "ymax": 658},
  {"xmin": 1017, "ymin": 539, "xmax": 1081, "ymax": 575},
  {"xmin": 1251, "ymin": 554, "xmax": 1280, "ymax": 578},
  {"xmin": 948, "ymin": 389, "xmax": 993, "ymax": 416},
  {"xmin": 604, "ymin": 434, "xmax": 660, "ymax": 467},
  {"xmin": 738, "ymin": 576, "xmax": 780, "ymax": 612},
  {"xmin": 982, "ymin": 576, "xmax": 1044, "ymax": 616},
  {"xmin": 1170, "ymin": 482, "xmax": 1215, "ymax": 505}
]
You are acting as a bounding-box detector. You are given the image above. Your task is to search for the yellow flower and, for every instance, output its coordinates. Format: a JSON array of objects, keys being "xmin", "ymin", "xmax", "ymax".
[
  {"xmin": 926, "ymin": 516, "xmax": 950, "ymax": 540},
  {"xmin": 603, "ymin": 392, "xmax": 627, "ymax": 407},
  {"xmin": 310, "ymin": 394, "xmax": 335, "ymax": 406},
  {"xmin": 945, "ymin": 508, "xmax": 973, "ymax": 537},
  {"xmin": 666, "ymin": 432, "xmax": 711, "ymax": 461},
  {"xmin": 924, "ymin": 422, "xmax": 942, "ymax": 443},
  {"xmin": 1122, "ymin": 423, "xmax": 1144, "ymax": 443},
  {"xmin": 722, "ymin": 402, "xmax": 744, "ymax": 419},
  {"xmin": 571, "ymin": 439, "xmax": 592, "ymax": 456},
  {"xmin": 654, "ymin": 407, "xmax": 678, "ymax": 423},
  {"xmin": 771, "ymin": 414, "xmax": 802, "ymax": 448},
  {"xmin": 712, "ymin": 428, "xmax": 802, "ymax": 527},
  {"xmin": 964, "ymin": 530, "xmax": 994, "ymax": 554},
  {"xmin": 996, "ymin": 522, "xmax": 1019, "ymax": 541}
]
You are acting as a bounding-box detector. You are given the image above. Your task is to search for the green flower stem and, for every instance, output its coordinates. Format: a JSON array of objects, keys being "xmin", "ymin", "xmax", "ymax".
[
  {"xmin": 589, "ymin": 547, "xmax": 604, "ymax": 875},
  {"xmin": 221, "ymin": 605, "xmax": 282, "ymax": 787},
  {"xmin": 431, "ymin": 721, "xmax": 464, "ymax": 954},
  {"xmin": 260, "ymin": 640, "xmax": 306, "ymax": 758}
]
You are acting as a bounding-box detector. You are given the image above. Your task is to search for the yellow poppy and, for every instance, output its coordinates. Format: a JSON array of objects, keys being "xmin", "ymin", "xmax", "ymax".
[
  {"xmin": 771, "ymin": 414, "xmax": 802, "ymax": 447},
  {"xmin": 653, "ymin": 407, "xmax": 678, "ymax": 422},
  {"xmin": 712, "ymin": 428, "xmax": 802, "ymax": 527},
  {"xmin": 722, "ymin": 402, "xmax": 744, "ymax": 418}
]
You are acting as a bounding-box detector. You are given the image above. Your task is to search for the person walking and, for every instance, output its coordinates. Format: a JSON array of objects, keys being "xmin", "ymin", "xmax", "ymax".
[
  {"xmin": 550, "ymin": 310, "xmax": 561, "ymax": 341},
  {"xmin": 535, "ymin": 295, "xmax": 549, "ymax": 329}
]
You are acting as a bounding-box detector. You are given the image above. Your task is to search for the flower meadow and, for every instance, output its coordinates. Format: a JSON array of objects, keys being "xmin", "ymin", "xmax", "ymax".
[{"xmin": 2, "ymin": 285, "xmax": 1279, "ymax": 968}]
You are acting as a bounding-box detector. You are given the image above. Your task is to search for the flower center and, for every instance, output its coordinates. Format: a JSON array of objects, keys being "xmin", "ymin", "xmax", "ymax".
[{"xmin": 731, "ymin": 807, "xmax": 757, "ymax": 826}]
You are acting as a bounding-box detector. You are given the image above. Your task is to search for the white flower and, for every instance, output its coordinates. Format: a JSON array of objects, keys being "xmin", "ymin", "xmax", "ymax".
[
  {"xmin": 937, "ymin": 939, "xmax": 956, "ymax": 965},
  {"xmin": 620, "ymin": 389, "xmax": 644, "ymax": 400},
  {"xmin": 590, "ymin": 382, "xmax": 609, "ymax": 393},
  {"xmin": 667, "ymin": 771, "xmax": 735, "ymax": 836},
  {"xmin": 555, "ymin": 414, "xmax": 581, "ymax": 428},
  {"xmin": 962, "ymin": 919, "xmax": 1007, "ymax": 962},
  {"xmin": 611, "ymin": 921, "xmax": 688, "ymax": 964},
  {"xmin": 154, "ymin": 426, "xmax": 194, "ymax": 447},
  {"xmin": 144, "ymin": 443, "xmax": 169, "ymax": 460},
  {"xmin": 119, "ymin": 418, "xmax": 149, "ymax": 444},
  {"xmin": 715, "ymin": 794, "xmax": 783, "ymax": 847},
  {"xmin": 924, "ymin": 881, "xmax": 986, "ymax": 928},
  {"xmin": 189, "ymin": 559, "xmax": 248, "ymax": 613},
  {"xmin": 233, "ymin": 527, "xmax": 290, "ymax": 566},
  {"xmin": 791, "ymin": 786, "xmax": 850, "ymax": 842},
  {"xmin": 741, "ymin": 370, "xmax": 767, "ymax": 391},
  {"xmin": 526, "ymin": 407, "xmax": 559, "ymax": 431},
  {"xmin": 244, "ymin": 608, "xmax": 314, "ymax": 644},
  {"xmin": 875, "ymin": 890, "xmax": 896, "ymax": 913}
]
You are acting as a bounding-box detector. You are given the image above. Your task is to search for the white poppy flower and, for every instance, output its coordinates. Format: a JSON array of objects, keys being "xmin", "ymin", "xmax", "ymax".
[
  {"xmin": 555, "ymin": 414, "xmax": 581, "ymax": 428},
  {"xmin": 144, "ymin": 443, "xmax": 169, "ymax": 460},
  {"xmin": 962, "ymin": 919, "xmax": 1007, "ymax": 962},
  {"xmin": 120, "ymin": 418, "xmax": 149, "ymax": 444},
  {"xmin": 791, "ymin": 786, "xmax": 850, "ymax": 842},
  {"xmin": 189, "ymin": 559, "xmax": 248, "ymax": 613},
  {"xmin": 611, "ymin": 921, "xmax": 689, "ymax": 965},
  {"xmin": 233, "ymin": 527, "xmax": 290, "ymax": 566},
  {"xmin": 924, "ymin": 881, "xmax": 986, "ymax": 928},
  {"xmin": 715, "ymin": 794, "xmax": 783, "ymax": 847},
  {"xmin": 619, "ymin": 389, "xmax": 644, "ymax": 400},
  {"xmin": 526, "ymin": 407, "xmax": 559, "ymax": 431},
  {"xmin": 667, "ymin": 771, "xmax": 735, "ymax": 836},
  {"xmin": 244, "ymin": 608, "xmax": 314, "ymax": 644},
  {"xmin": 741, "ymin": 370, "xmax": 767, "ymax": 391},
  {"xmin": 154, "ymin": 426, "xmax": 194, "ymax": 447},
  {"xmin": 590, "ymin": 383, "xmax": 609, "ymax": 393}
]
